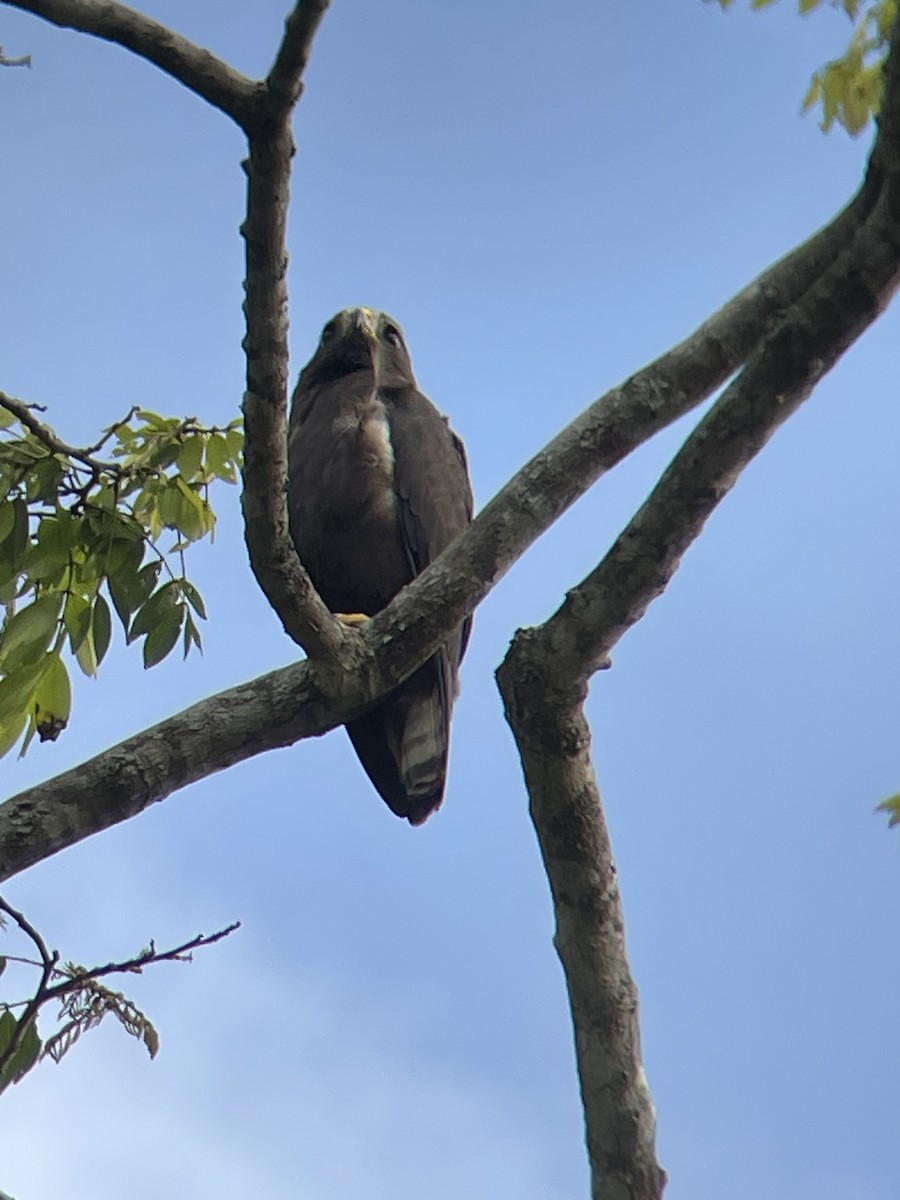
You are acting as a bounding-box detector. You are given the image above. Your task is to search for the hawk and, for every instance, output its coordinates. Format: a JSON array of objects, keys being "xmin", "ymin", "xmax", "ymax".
[{"xmin": 288, "ymin": 308, "xmax": 473, "ymax": 825}]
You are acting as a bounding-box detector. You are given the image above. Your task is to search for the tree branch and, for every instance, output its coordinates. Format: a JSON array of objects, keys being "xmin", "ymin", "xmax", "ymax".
[
  {"xmin": 4, "ymin": 0, "xmax": 259, "ymax": 127},
  {"xmin": 495, "ymin": 20, "xmax": 900, "ymax": 1197},
  {"xmin": 0, "ymin": 895, "xmax": 58, "ymax": 1079},
  {"xmin": 239, "ymin": 1, "xmax": 347, "ymax": 662},
  {"xmin": 39, "ymin": 921, "xmax": 240, "ymax": 1003},
  {"xmin": 266, "ymin": 0, "xmax": 329, "ymax": 110},
  {"xmin": 0, "ymin": 655, "xmax": 369, "ymax": 883}
]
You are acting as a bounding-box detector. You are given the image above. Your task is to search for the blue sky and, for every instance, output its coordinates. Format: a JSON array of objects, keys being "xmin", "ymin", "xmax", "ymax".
[{"xmin": 2, "ymin": 2, "xmax": 899, "ymax": 1197}]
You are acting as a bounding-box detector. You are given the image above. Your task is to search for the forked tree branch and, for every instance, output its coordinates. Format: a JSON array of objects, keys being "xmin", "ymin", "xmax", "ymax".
[{"xmin": 496, "ymin": 20, "xmax": 900, "ymax": 1198}]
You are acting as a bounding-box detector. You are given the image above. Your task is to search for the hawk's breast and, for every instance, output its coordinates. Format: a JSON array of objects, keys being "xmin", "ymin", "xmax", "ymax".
[{"xmin": 331, "ymin": 391, "xmax": 397, "ymax": 523}]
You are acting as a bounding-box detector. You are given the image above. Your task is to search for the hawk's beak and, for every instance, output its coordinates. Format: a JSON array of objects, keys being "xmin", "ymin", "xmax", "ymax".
[{"xmin": 354, "ymin": 307, "xmax": 379, "ymax": 342}]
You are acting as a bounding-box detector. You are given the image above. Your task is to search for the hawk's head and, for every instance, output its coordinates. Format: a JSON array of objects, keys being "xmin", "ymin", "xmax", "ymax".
[{"xmin": 299, "ymin": 307, "xmax": 416, "ymax": 390}]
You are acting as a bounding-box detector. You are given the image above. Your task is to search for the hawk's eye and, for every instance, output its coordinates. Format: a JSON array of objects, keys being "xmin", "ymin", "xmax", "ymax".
[
  {"xmin": 320, "ymin": 324, "xmax": 336, "ymax": 345},
  {"xmin": 383, "ymin": 325, "xmax": 403, "ymax": 348}
]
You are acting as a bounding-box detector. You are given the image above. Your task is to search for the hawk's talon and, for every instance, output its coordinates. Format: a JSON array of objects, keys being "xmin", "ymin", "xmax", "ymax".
[{"xmin": 335, "ymin": 612, "xmax": 370, "ymax": 626}]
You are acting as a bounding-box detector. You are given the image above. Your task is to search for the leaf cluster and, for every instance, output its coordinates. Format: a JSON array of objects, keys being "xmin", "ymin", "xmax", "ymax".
[
  {"xmin": 0, "ymin": 971, "xmax": 157, "ymax": 1099},
  {"xmin": 0, "ymin": 904, "xmax": 239, "ymax": 1100},
  {"xmin": 0, "ymin": 403, "xmax": 243, "ymax": 761},
  {"xmin": 40, "ymin": 965, "xmax": 160, "ymax": 1068},
  {"xmin": 708, "ymin": 0, "xmax": 897, "ymax": 134}
]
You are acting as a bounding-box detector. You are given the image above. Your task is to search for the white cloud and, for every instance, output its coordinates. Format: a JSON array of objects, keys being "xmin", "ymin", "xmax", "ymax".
[{"xmin": 1, "ymin": 936, "xmax": 573, "ymax": 1200}]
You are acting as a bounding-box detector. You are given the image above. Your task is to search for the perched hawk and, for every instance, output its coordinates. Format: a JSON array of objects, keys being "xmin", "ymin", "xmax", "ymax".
[{"xmin": 288, "ymin": 308, "xmax": 473, "ymax": 825}]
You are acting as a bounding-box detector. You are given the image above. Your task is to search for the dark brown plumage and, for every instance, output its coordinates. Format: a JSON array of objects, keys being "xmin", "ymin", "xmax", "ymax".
[{"xmin": 288, "ymin": 308, "xmax": 473, "ymax": 824}]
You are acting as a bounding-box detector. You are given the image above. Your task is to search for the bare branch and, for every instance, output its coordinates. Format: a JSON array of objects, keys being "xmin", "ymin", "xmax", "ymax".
[
  {"xmin": 266, "ymin": 0, "xmax": 330, "ymax": 110},
  {"xmin": 0, "ymin": 896, "xmax": 53, "ymax": 969},
  {"xmin": 0, "ymin": 895, "xmax": 58, "ymax": 1079},
  {"xmin": 5, "ymin": 0, "xmax": 259, "ymax": 127},
  {"xmin": 494, "ymin": 681, "xmax": 667, "ymax": 1200},
  {"xmin": 40, "ymin": 921, "xmax": 240, "ymax": 1002},
  {"xmin": 239, "ymin": 2, "xmax": 347, "ymax": 661}
]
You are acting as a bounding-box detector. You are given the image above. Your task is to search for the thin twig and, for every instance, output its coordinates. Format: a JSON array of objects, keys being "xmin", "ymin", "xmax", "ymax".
[
  {"xmin": 41, "ymin": 922, "xmax": 241, "ymax": 1002},
  {"xmin": 83, "ymin": 404, "xmax": 140, "ymax": 456},
  {"xmin": 0, "ymin": 896, "xmax": 59, "ymax": 1078}
]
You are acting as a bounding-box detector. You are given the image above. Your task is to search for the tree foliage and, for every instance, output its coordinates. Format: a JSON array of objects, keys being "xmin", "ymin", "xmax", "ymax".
[
  {"xmin": 0, "ymin": 398, "xmax": 242, "ymax": 761},
  {"xmin": 710, "ymin": 0, "xmax": 898, "ymax": 132},
  {"xmin": 0, "ymin": 897, "xmax": 238, "ymax": 1097}
]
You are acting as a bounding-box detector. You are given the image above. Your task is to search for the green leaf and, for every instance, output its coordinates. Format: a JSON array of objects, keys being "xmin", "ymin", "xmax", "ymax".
[
  {"xmin": 225, "ymin": 426, "xmax": 244, "ymax": 462},
  {"xmin": 0, "ymin": 707, "xmax": 28, "ymax": 760},
  {"xmin": 105, "ymin": 535, "xmax": 144, "ymax": 579},
  {"xmin": 130, "ymin": 581, "xmax": 180, "ymax": 640},
  {"xmin": 0, "ymin": 502, "xmax": 15, "ymax": 543},
  {"xmin": 0, "ymin": 498, "xmax": 29, "ymax": 575},
  {"xmin": 73, "ymin": 626, "xmax": 98, "ymax": 678},
  {"xmin": 33, "ymin": 654, "xmax": 71, "ymax": 739},
  {"xmin": 110, "ymin": 561, "xmax": 162, "ymax": 639},
  {"xmin": 0, "ymin": 659, "xmax": 45, "ymax": 727},
  {"xmin": 92, "ymin": 595, "xmax": 112, "ymax": 667},
  {"xmin": 64, "ymin": 593, "xmax": 92, "ymax": 655},
  {"xmin": 177, "ymin": 435, "xmax": 204, "ymax": 482},
  {"xmin": 24, "ymin": 519, "xmax": 71, "ymax": 587},
  {"xmin": 180, "ymin": 580, "xmax": 207, "ymax": 620},
  {"xmin": 0, "ymin": 1015, "xmax": 42, "ymax": 1091},
  {"xmin": 143, "ymin": 605, "xmax": 184, "ymax": 669},
  {"xmin": 0, "ymin": 406, "xmax": 18, "ymax": 430},
  {"xmin": 0, "ymin": 1010, "xmax": 14, "ymax": 1057},
  {"xmin": 146, "ymin": 441, "xmax": 180, "ymax": 471},
  {"xmin": 0, "ymin": 594, "xmax": 63, "ymax": 673},
  {"xmin": 206, "ymin": 433, "xmax": 237, "ymax": 483},
  {"xmin": 25, "ymin": 456, "xmax": 65, "ymax": 504},
  {"xmin": 172, "ymin": 478, "xmax": 211, "ymax": 542},
  {"xmin": 182, "ymin": 610, "xmax": 203, "ymax": 659}
]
